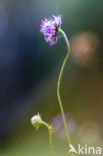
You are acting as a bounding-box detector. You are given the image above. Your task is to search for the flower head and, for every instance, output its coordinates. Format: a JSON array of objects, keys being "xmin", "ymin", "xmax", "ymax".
[
  {"xmin": 40, "ymin": 15, "xmax": 62, "ymax": 46},
  {"xmin": 31, "ymin": 113, "xmax": 43, "ymax": 130}
]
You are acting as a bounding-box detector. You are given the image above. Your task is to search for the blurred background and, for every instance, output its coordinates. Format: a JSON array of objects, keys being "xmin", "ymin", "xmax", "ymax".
[{"xmin": 0, "ymin": 0, "xmax": 103, "ymax": 155}]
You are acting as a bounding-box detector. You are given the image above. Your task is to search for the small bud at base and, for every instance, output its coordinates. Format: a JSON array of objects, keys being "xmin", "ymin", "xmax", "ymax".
[{"xmin": 31, "ymin": 114, "xmax": 43, "ymax": 129}]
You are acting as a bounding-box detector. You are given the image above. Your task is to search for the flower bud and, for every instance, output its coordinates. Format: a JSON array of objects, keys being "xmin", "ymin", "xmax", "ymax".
[{"xmin": 31, "ymin": 113, "xmax": 43, "ymax": 130}]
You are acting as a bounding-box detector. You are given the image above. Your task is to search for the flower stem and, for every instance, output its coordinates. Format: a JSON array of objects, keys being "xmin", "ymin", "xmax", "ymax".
[
  {"xmin": 57, "ymin": 29, "xmax": 73, "ymax": 155},
  {"xmin": 49, "ymin": 130, "xmax": 55, "ymax": 156},
  {"xmin": 42, "ymin": 121, "xmax": 55, "ymax": 156}
]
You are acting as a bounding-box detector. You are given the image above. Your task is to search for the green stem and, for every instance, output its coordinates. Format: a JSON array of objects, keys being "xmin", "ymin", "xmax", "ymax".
[
  {"xmin": 57, "ymin": 29, "xmax": 73, "ymax": 155},
  {"xmin": 49, "ymin": 130, "xmax": 55, "ymax": 156},
  {"xmin": 42, "ymin": 121, "xmax": 55, "ymax": 156}
]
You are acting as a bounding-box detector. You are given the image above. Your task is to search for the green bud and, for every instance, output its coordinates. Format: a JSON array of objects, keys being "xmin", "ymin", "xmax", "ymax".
[{"xmin": 31, "ymin": 113, "xmax": 43, "ymax": 130}]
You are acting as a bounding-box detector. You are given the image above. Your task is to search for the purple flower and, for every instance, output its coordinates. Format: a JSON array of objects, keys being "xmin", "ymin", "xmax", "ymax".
[{"xmin": 40, "ymin": 15, "xmax": 62, "ymax": 46}]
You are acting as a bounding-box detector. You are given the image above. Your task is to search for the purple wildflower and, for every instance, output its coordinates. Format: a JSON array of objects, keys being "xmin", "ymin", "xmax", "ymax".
[{"xmin": 40, "ymin": 15, "xmax": 62, "ymax": 46}]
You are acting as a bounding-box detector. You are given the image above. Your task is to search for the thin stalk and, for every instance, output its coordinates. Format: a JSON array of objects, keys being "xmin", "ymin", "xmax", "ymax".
[
  {"xmin": 42, "ymin": 121, "xmax": 55, "ymax": 156},
  {"xmin": 57, "ymin": 28, "xmax": 73, "ymax": 156},
  {"xmin": 49, "ymin": 131, "xmax": 55, "ymax": 156}
]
